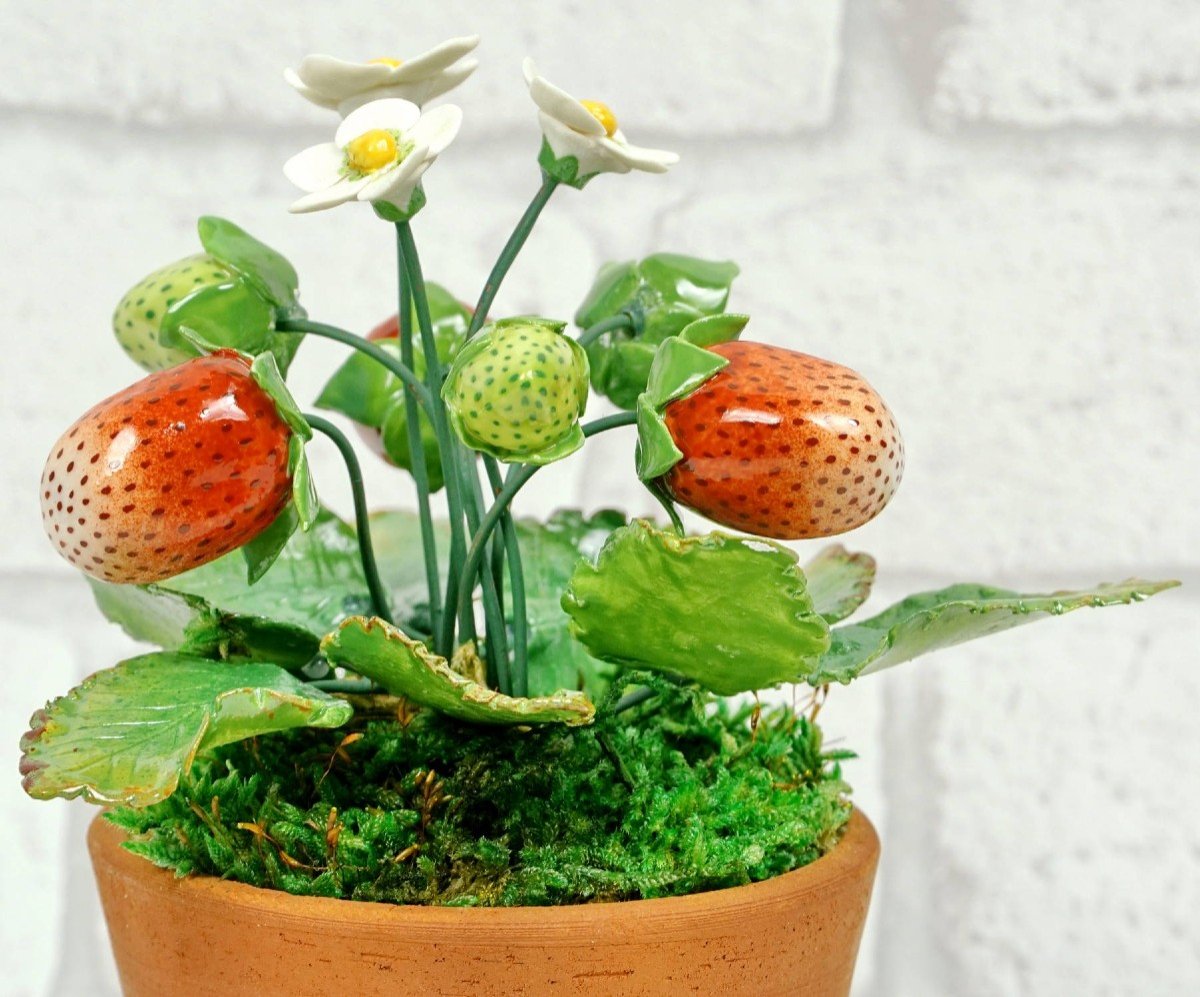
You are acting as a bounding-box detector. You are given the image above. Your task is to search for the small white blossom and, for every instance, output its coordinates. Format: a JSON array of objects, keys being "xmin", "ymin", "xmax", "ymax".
[
  {"xmin": 283, "ymin": 98, "xmax": 461, "ymax": 215},
  {"xmin": 286, "ymin": 36, "xmax": 479, "ymax": 116},
  {"xmin": 522, "ymin": 58, "xmax": 678, "ymax": 182}
]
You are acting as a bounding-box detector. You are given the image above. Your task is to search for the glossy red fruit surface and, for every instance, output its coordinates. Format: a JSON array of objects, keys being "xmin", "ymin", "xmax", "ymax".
[
  {"xmin": 40, "ymin": 351, "xmax": 293, "ymax": 584},
  {"xmin": 661, "ymin": 341, "xmax": 903, "ymax": 540}
]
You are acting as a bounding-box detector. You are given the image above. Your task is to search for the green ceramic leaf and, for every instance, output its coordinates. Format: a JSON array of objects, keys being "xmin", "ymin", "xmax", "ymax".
[
  {"xmin": 197, "ymin": 216, "xmax": 300, "ymax": 311},
  {"xmin": 160, "ymin": 274, "xmax": 275, "ymax": 357},
  {"xmin": 679, "ymin": 313, "xmax": 749, "ymax": 348},
  {"xmin": 322, "ymin": 617, "xmax": 595, "ymax": 726},
  {"xmin": 586, "ymin": 339, "xmax": 658, "ymax": 411},
  {"xmin": 807, "ymin": 579, "xmax": 1180, "ymax": 686},
  {"xmin": 576, "ymin": 253, "xmax": 740, "ymax": 409},
  {"xmin": 643, "ymin": 336, "xmax": 728, "ymax": 408},
  {"xmin": 513, "ymin": 510, "xmax": 626, "ymax": 698},
  {"xmin": 562, "ymin": 521, "xmax": 831, "ymax": 695},
  {"xmin": 87, "ymin": 511, "xmax": 436, "ymax": 670},
  {"xmin": 635, "ymin": 395, "xmax": 684, "ymax": 480},
  {"xmin": 242, "ymin": 503, "xmax": 300, "ymax": 585},
  {"xmin": 19, "ymin": 653, "xmax": 352, "ymax": 807},
  {"xmin": 803, "ymin": 545, "xmax": 877, "ymax": 624},
  {"xmin": 317, "ymin": 338, "xmax": 403, "ymax": 426}
]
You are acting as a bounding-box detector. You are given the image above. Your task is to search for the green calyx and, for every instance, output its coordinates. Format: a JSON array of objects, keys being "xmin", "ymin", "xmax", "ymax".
[
  {"xmin": 115, "ymin": 217, "xmax": 305, "ymax": 375},
  {"xmin": 372, "ymin": 183, "xmax": 428, "ymax": 223},
  {"xmin": 442, "ymin": 316, "xmax": 590, "ymax": 465},
  {"xmin": 634, "ymin": 335, "xmax": 733, "ymax": 483},
  {"xmin": 537, "ymin": 138, "xmax": 596, "ymax": 190},
  {"xmin": 576, "ymin": 253, "xmax": 741, "ymax": 409},
  {"xmin": 241, "ymin": 353, "xmax": 317, "ymax": 582}
]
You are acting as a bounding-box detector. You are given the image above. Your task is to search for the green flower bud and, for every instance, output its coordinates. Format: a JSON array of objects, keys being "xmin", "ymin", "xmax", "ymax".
[{"xmin": 442, "ymin": 317, "xmax": 589, "ymax": 465}]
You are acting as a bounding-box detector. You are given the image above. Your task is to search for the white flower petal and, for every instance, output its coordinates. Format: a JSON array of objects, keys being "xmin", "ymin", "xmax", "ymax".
[
  {"xmin": 392, "ymin": 35, "xmax": 480, "ymax": 80},
  {"xmin": 420, "ymin": 60, "xmax": 478, "ymax": 101},
  {"xmin": 522, "ymin": 58, "xmax": 604, "ymax": 136},
  {"xmin": 336, "ymin": 98, "xmax": 421, "ymax": 146},
  {"xmin": 289, "ymin": 176, "xmax": 369, "ymax": 214},
  {"xmin": 296, "ymin": 55, "xmax": 393, "ymax": 101},
  {"xmin": 599, "ymin": 136, "xmax": 679, "ymax": 173},
  {"xmin": 538, "ymin": 113, "xmax": 618, "ymax": 176},
  {"xmin": 283, "ymin": 67, "xmax": 339, "ymax": 109},
  {"xmin": 408, "ymin": 104, "xmax": 463, "ymax": 156},
  {"xmin": 283, "ymin": 142, "xmax": 345, "ymax": 192}
]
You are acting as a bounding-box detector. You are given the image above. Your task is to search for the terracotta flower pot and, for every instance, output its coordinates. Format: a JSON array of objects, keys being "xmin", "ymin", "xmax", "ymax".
[{"xmin": 88, "ymin": 809, "xmax": 879, "ymax": 996}]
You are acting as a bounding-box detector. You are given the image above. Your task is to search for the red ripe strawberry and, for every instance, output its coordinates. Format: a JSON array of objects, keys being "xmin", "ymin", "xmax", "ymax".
[
  {"xmin": 660, "ymin": 341, "xmax": 903, "ymax": 539},
  {"xmin": 40, "ymin": 350, "xmax": 293, "ymax": 584}
]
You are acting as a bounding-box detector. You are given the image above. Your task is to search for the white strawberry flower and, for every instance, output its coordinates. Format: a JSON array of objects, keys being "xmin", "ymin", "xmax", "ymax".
[
  {"xmin": 522, "ymin": 58, "xmax": 678, "ymax": 186},
  {"xmin": 286, "ymin": 36, "xmax": 480, "ymax": 116},
  {"xmin": 284, "ymin": 98, "xmax": 462, "ymax": 216}
]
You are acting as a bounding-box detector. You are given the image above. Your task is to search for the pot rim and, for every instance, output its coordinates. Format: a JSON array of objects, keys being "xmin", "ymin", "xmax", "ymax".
[{"xmin": 89, "ymin": 807, "xmax": 878, "ymax": 928}]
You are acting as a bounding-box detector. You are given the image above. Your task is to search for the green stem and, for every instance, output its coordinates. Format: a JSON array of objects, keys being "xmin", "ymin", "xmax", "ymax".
[
  {"xmin": 395, "ymin": 251, "xmax": 443, "ymax": 641},
  {"xmin": 453, "ymin": 411, "xmax": 638, "ymax": 652},
  {"xmin": 276, "ymin": 318, "xmax": 434, "ymax": 413},
  {"xmin": 486, "ymin": 458, "xmax": 529, "ymax": 698},
  {"xmin": 609, "ymin": 686, "xmax": 657, "ymax": 715},
  {"xmin": 309, "ymin": 677, "xmax": 378, "ymax": 694},
  {"xmin": 466, "ymin": 175, "xmax": 560, "ymax": 339},
  {"xmin": 576, "ymin": 313, "xmax": 635, "ymax": 349},
  {"xmin": 395, "ymin": 224, "xmax": 472, "ymax": 659},
  {"xmin": 397, "ymin": 224, "xmax": 512, "ymax": 678},
  {"xmin": 304, "ymin": 413, "xmax": 392, "ymax": 624}
]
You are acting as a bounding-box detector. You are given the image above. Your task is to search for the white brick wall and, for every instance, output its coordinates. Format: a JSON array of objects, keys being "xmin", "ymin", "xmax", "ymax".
[{"xmin": 1, "ymin": 2, "xmax": 1197, "ymax": 994}]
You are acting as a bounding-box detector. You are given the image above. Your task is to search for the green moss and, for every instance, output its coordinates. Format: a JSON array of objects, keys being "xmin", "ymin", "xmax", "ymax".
[{"xmin": 107, "ymin": 675, "xmax": 853, "ymax": 907}]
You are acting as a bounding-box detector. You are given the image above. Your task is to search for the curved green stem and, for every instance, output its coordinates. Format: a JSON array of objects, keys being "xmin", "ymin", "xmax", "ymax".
[
  {"xmin": 609, "ymin": 686, "xmax": 658, "ymax": 715},
  {"xmin": 467, "ymin": 175, "xmax": 560, "ymax": 339},
  {"xmin": 304, "ymin": 413, "xmax": 392, "ymax": 624},
  {"xmin": 486, "ymin": 458, "xmax": 529, "ymax": 698},
  {"xmin": 395, "ymin": 225, "xmax": 471, "ymax": 657},
  {"xmin": 276, "ymin": 318, "xmax": 434, "ymax": 413},
  {"xmin": 453, "ymin": 411, "xmax": 639, "ymax": 659},
  {"xmin": 395, "ymin": 252, "xmax": 442, "ymax": 640},
  {"xmin": 576, "ymin": 313, "xmax": 635, "ymax": 349}
]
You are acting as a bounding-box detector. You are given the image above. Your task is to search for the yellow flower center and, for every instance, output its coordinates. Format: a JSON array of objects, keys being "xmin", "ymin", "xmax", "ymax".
[
  {"xmin": 345, "ymin": 129, "xmax": 399, "ymax": 174},
  {"xmin": 579, "ymin": 99, "xmax": 618, "ymax": 137},
  {"xmin": 368, "ymin": 57, "xmax": 403, "ymax": 68}
]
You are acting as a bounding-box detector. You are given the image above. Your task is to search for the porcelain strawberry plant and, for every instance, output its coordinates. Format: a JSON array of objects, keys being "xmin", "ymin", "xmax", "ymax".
[{"xmin": 20, "ymin": 35, "xmax": 1176, "ymax": 907}]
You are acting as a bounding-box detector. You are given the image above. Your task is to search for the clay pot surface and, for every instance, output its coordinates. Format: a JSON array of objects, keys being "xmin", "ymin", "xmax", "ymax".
[{"xmin": 89, "ymin": 809, "xmax": 879, "ymax": 996}]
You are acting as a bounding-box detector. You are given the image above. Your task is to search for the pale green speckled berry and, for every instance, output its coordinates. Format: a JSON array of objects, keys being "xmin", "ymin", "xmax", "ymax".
[
  {"xmin": 442, "ymin": 318, "xmax": 589, "ymax": 464},
  {"xmin": 112, "ymin": 254, "xmax": 234, "ymax": 371}
]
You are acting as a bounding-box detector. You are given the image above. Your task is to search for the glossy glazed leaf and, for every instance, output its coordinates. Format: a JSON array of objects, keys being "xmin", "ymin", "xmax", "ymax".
[
  {"xmin": 643, "ymin": 337, "xmax": 729, "ymax": 409},
  {"xmin": 161, "ymin": 275, "xmax": 275, "ymax": 357},
  {"xmin": 679, "ymin": 313, "xmax": 749, "ymax": 348},
  {"xmin": 803, "ymin": 545, "xmax": 877, "ymax": 624},
  {"xmin": 197, "ymin": 216, "xmax": 300, "ymax": 311},
  {"xmin": 242, "ymin": 503, "xmax": 300, "ymax": 585},
  {"xmin": 322, "ymin": 617, "xmax": 595, "ymax": 726},
  {"xmin": 635, "ymin": 395, "xmax": 684, "ymax": 480},
  {"xmin": 88, "ymin": 511, "xmax": 437, "ymax": 670},
  {"xmin": 513, "ymin": 510, "xmax": 625, "ymax": 697},
  {"xmin": 19, "ymin": 654, "xmax": 352, "ymax": 807},
  {"xmin": 807, "ymin": 579, "xmax": 1180, "ymax": 685},
  {"xmin": 577, "ymin": 253, "xmax": 739, "ymax": 410},
  {"xmin": 562, "ymin": 521, "xmax": 831, "ymax": 695}
]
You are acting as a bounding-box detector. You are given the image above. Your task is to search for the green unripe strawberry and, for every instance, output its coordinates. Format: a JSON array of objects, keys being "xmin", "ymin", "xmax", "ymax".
[
  {"xmin": 112, "ymin": 254, "xmax": 238, "ymax": 370},
  {"xmin": 442, "ymin": 317, "xmax": 589, "ymax": 465}
]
